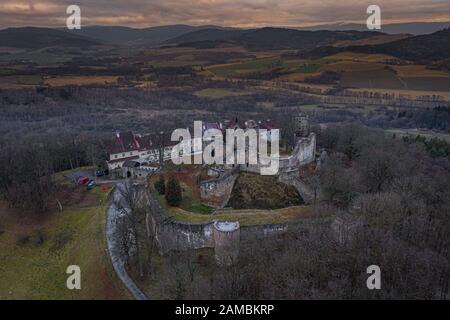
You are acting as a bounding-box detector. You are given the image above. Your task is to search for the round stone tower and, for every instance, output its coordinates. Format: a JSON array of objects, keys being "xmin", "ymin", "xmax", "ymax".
[{"xmin": 213, "ymin": 221, "xmax": 240, "ymax": 266}]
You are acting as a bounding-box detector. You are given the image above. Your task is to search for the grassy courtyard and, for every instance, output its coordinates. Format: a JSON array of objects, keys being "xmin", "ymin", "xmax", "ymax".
[{"xmin": 148, "ymin": 170, "xmax": 315, "ymax": 226}]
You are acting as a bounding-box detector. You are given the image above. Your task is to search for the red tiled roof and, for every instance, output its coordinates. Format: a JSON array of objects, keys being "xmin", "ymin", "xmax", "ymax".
[
  {"xmin": 204, "ymin": 122, "xmax": 222, "ymax": 131},
  {"xmin": 107, "ymin": 131, "xmax": 141, "ymax": 154},
  {"xmin": 107, "ymin": 131, "xmax": 179, "ymax": 155}
]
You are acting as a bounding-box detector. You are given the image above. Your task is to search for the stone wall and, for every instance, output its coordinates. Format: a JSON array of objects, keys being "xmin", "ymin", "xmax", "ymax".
[
  {"xmin": 199, "ymin": 168, "xmax": 239, "ymax": 208},
  {"xmin": 146, "ymin": 187, "xmax": 291, "ymax": 257},
  {"xmin": 278, "ymin": 170, "xmax": 315, "ymax": 204},
  {"xmin": 241, "ymin": 133, "xmax": 316, "ymax": 174},
  {"xmin": 199, "ymin": 133, "xmax": 316, "ymax": 208},
  {"xmin": 213, "ymin": 221, "xmax": 240, "ymax": 266},
  {"xmin": 156, "ymin": 220, "xmax": 215, "ymax": 253},
  {"xmin": 240, "ymin": 223, "xmax": 288, "ymax": 241}
]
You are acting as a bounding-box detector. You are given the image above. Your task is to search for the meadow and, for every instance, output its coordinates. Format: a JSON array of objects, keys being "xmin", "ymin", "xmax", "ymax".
[{"xmin": 0, "ymin": 183, "xmax": 129, "ymax": 300}]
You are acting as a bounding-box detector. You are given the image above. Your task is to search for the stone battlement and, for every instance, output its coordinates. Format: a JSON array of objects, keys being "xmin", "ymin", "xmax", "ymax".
[{"xmin": 199, "ymin": 133, "xmax": 317, "ymax": 208}]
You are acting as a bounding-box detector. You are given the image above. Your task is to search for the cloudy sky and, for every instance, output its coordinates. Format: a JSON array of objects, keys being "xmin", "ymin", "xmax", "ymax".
[{"xmin": 1, "ymin": 0, "xmax": 450, "ymax": 28}]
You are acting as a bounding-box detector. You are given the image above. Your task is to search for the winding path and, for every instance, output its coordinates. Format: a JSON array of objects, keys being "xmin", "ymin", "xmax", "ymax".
[{"xmin": 105, "ymin": 183, "xmax": 148, "ymax": 300}]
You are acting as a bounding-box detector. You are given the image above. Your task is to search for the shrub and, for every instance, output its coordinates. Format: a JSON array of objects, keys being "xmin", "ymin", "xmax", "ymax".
[
  {"xmin": 30, "ymin": 229, "xmax": 47, "ymax": 246},
  {"xmin": 165, "ymin": 177, "xmax": 182, "ymax": 207},
  {"xmin": 16, "ymin": 234, "xmax": 30, "ymax": 246},
  {"xmin": 154, "ymin": 175, "xmax": 166, "ymax": 195},
  {"xmin": 51, "ymin": 228, "xmax": 73, "ymax": 251}
]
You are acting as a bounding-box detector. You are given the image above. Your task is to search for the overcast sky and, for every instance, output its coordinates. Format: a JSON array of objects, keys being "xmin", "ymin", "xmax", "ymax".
[{"xmin": 1, "ymin": 0, "xmax": 450, "ymax": 28}]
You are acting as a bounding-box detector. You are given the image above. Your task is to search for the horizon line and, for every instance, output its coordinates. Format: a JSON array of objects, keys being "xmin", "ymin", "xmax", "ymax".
[{"xmin": 2, "ymin": 20, "xmax": 450, "ymax": 31}]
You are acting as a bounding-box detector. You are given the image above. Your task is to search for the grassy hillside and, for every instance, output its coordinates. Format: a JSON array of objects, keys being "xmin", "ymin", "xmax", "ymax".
[
  {"xmin": 306, "ymin": 28, "xmax": 450, "ymax": 63},
  {"xmin": 163, "ymin": 28, "xmax": 248, "ymax": 45},
  {"xmin": 0, "ymin": 185, "xmax": 130, "ymax": 300},
  {"xmin": 170, "ymin": 27, "xmax": 383, "ymax": 50}
]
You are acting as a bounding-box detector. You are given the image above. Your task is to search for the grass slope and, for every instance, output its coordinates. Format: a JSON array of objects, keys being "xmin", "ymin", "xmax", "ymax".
[{"xmin": 0, "ymin": 186, "xmax": 130, "ymax": 300}]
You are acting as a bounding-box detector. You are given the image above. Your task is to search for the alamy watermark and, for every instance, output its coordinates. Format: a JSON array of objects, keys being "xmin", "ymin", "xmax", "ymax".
[
  {"xmin": 170, "ymin": 121, "xmax": 280, "ymax": 175},
  {"xmin": 366, "ymin": 265, "xmax": 381, "ymax": 290},
  {"xmin": 66, "ymin": 265, "xmax": 81, "ymax": 290},
  {"xmin": 66, "ymin": 5, "xmax": 81, "ymax": 30},
  {"xmin": 367, "ymin": 5, "xmax": 382, "ymax": 30}
]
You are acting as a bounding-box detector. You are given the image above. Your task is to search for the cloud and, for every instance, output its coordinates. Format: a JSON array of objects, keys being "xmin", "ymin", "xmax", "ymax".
[{"xmin": 0, "ymin": 0, "xmax": 449, "ymax": 28}]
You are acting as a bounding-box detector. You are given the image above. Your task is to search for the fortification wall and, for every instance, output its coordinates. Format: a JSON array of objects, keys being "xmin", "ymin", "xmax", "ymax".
[
  {"xmin": 145, "ymin": 133, "xmax": 318, "ymax": 256},
  {"xmin": 199, "ymin": 168, "xmax": 239, "ymax": 208},
  {"xmin": 241, "ymin": 133, "xmax": 316, "ymax": 174},
  {"xmin": 240, "ymin": 223, "xmax": 288, "ymax": 241},
  {"xmin": 146, "ymin": 186, "xmax": 291, "ymax": 256},
  {"xmin": 156, "ymin": 221, "xmax": 215, "ymax": 253},
  {"xmin": 154, "ymin": 219, "xmax": 289, "ymax": 255},
  {"xmin": 214, "ymin": 222, "xmax": 240, "ymax": 266},
  {"xmin": 278, "ymin": 170, "xmax": 315, "ymax": 204},
  {"xmin": 200, "ymin": 133, "xmax": 316, "ymax": 208}
]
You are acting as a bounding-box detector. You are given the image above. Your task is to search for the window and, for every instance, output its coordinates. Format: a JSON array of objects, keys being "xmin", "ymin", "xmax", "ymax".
[
  {"xmin": 122, "ymin": 153, "xmax": 125, "ymax": 157},
  {"xmin": 114, "ymin": 155, "xmax": 118, "ymax": 159},
  {"xmin": 130, "ymin": 152, "xmax": 132, "ymax": 156}
]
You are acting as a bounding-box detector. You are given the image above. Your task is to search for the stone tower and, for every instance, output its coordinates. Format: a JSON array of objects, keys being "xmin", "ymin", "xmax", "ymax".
[
  {"xmin": 294, "ymin": 114, "xmax": 310, "ymax": 138},
  {"xmin": 213, "ymin": 221, "xmax": 240, "ymax": 266}
]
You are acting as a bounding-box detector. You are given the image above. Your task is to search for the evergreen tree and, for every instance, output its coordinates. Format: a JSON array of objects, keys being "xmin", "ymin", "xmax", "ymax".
[
  {"xmin": 154, "ymin": 175, "xmax": 166, "ymax": 195},
  {"xmin": 165, "ymin": 177, "xmax": 182, "ymax": 206}
]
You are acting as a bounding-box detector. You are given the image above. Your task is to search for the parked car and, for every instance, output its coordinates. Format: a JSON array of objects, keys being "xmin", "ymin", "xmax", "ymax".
[
  {"xmin": 87, "ymin": 180, "xmax": 96, "ymax": 189},
  {"xmin": 95, "ymin": 170, "xmax": 105, "ymax": 177},
  {"xmin": 77, "ymin": 177, "xmax": 90, "ymax": 185}
]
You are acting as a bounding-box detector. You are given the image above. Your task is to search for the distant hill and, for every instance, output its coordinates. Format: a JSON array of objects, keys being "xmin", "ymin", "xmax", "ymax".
[
  {"xmin": 235, "ymin": 28, "xmax": 383, "ymax": 50},
  {"xmin": 0, "ymin": 27, "xmax": 100, "ymax": 49},
  {"xmin": 333, "ymin": 33, "xmax": 412, "ymax": 47},
  {"xmin": 67, "ymin": 25, "xmax": 236, "ymax": 47},
  {"xmin": 163, "ymin": 28, "xmax": 248, "ymax": 45},
  {"xmin": 167, "ymin": 27, "xmax": 384, "ymax": 50},
  {"xmin": 305, "ymin": 28, "xmax": 450, "ymax": 63},
  {"xmin": 357, "ymin": 28, "xmax": 450, "ymax": 62},
  {"xmin": 299, "ymin": 22, "xmax": 450, "ymax": 35}
]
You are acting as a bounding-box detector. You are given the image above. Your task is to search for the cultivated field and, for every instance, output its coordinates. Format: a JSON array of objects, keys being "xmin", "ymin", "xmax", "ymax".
[{"xmin": 44, "ymin": 76, "xmax": 119, "ymax": 87}]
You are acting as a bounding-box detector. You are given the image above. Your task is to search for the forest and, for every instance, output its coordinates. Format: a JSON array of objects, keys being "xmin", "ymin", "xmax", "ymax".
[
  {"xmin": 121, "ymin": 124, "xmax": 450, "ymax": 299},
  {"xmin": 0, "ymin": 85, "xmax": 449, "ymax": 214}
]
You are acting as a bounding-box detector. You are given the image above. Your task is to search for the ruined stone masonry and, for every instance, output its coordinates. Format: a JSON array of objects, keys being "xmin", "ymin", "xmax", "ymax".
[{"xmin": 199, "ymin": 133, "xmax": 317, "ymax": 209}]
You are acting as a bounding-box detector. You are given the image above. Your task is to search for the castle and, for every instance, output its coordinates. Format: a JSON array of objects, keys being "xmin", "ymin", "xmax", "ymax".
[
  {"xmin": 199, "ymin": 114, "xmax": 317, "ymax": 208},
  {"xmin": 106, "ymin": 116, "xmax": 306, "ymax": 177},
  {"xmin": 139, "ymin": 114, "xmax": 321, "ymax": 266}
]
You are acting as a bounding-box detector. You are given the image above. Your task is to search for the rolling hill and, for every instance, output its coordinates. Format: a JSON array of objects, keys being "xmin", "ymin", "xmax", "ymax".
[
  {"xmin": 306, "ymin": 28, "xmax": 450, "ymax": 63},
  {"xmin": 360, "ymin": 28, "xmax": 450, "ymax": 62},
  {"xmin": 67, "ymin": 25, "xmax": 235, "ymax": 47},
  {"xmin": 162, "ymin": 28, "xmax": 248, "ymax": 45},
  {"xmin": 299, "ymin": 21, "xmax": 450, "ymax": 35},
  {"xmin": 0, "ymin": 27, "xmax": 100, "ymax": 49},
  {"xmin": 166, "ymin": 27, "xmax": 384, "ymax": 50}
]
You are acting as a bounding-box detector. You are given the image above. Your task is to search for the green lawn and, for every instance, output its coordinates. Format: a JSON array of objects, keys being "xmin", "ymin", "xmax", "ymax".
[{"xmin": 148, "ymin": 180, "xmax": 314, "ymax": 226}]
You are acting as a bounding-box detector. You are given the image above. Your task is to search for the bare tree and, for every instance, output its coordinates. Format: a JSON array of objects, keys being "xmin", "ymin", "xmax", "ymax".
[{"xmin": 115, "ymin": 182, "xmax": 145, "ymax": 278}]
